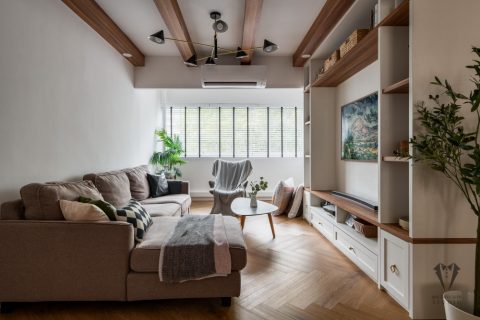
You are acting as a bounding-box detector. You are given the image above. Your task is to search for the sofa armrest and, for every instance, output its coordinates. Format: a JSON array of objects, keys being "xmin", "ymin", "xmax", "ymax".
[
  {"xmin": 167, "ymin": 180, "xmax": 189, "ymax": 195},
  {"xmin": 0, "ymin": 220, "xmax": 134, "ymax": 302},
  {"xmin": 0, "ymin": 199, "xmax": 24, "ymax": 220}
]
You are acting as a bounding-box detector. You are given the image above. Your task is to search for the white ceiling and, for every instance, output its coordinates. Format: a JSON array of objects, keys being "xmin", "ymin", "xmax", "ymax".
[{"xmin": 97, "ymin": 0, "xmax": 327, "ymax": 59}]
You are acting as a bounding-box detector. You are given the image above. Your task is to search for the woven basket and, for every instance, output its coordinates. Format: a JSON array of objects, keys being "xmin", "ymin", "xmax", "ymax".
[
  {"xmin": 340, "ymin": 29, "xmax": 370, "ymax": 58},
  {"xmin": 352, "ymin": 219, "xmax": 377, "ymax": 238},
  {"xmin": 324, "ymin": 49, "xmax": 340, "ymax": 72}
]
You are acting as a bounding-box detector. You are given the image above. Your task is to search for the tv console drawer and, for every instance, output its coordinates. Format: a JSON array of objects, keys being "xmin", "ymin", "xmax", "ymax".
[
  {"xmin": 311, "ymin": 211, "xmax": 334, "ymax": 240},
  {"xmin": 333, "ymin": 227, "xmax": 378, "ymax": 281}
]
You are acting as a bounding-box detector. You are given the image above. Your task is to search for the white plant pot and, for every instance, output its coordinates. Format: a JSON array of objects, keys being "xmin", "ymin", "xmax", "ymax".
[{"xmin": 444, "ymin": 291, "xmax": 478, "ymax": 320}]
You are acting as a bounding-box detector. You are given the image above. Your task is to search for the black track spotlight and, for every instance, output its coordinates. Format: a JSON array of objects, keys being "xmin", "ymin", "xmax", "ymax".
[
  {"xmin": 184, "ymin": 55, "xmax": 198, "ymax": 67},
  {"xmin": 263, "ymin": 39, "xmax": 278, "ymax": 53},
  {"xmin": 148, "ymin": 30, "xmax": 165, "ymax": 44},
  {"xmin": 205, "ymin": 57, "xmax": 216, "ymax": 65},
  {"xmin": 235, "ymin": 47, "xmax": 248, "ymax": 59}
]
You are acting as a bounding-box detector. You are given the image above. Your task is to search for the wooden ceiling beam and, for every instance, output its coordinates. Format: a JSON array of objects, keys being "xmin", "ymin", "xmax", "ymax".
[
  {"xmin": 152, "ymin": 0, "xmax": 195, "ymax": 62},
  {"xmin": 292, "ymin": 0, "xmax": 354, "ymax": 67},
  {"xmin": 240, "ymin": 0, "xmax": 263, "ymax": 65},
  {"xmin": 62, "ymin": 0, "xmax": 145, "ymax": 67}
]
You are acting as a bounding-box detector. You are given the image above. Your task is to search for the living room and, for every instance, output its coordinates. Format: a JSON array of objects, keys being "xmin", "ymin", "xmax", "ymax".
[{"xmin": 1, "ymin": 1, "xmax": 480, "ymax": 320}]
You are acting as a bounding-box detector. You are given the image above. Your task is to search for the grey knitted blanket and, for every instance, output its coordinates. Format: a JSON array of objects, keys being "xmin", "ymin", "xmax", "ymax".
[{"xmin": 159, "ymin": 214, "xmax": 231, "ymax": 283}]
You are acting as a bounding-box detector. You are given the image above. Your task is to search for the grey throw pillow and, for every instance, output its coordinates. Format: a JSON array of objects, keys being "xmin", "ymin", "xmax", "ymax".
[{"xmin": 147, "ymin": 173, "xmax": 169, "ymax": 198}]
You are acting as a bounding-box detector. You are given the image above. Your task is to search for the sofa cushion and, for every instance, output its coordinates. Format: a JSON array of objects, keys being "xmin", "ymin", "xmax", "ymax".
[
  {"xmin": 115, "ymin": 199, "xmax": 153, "ymax": 242},
  {"xmin": 140, "ymin": 194, "xmax": 191, "ymax": 215},
  {"xmin": 21, "ymin": 181, "xmax": 103, "ymax": 220},
  {"xmin": 84, "ymin": 171, "xmax": 131, "ymax": 208},
  {"xmin": 78, "ymin": 196, "xmax": 117, "ymax": 221},
  {"xmin": 143, "ymin": 203, "xmax": 181, "ymax": 217},
  {"xmin": 130, "ymin": 216, "xmax": 246, "ymax": 272},
  {"xmin": 147, "ymin": 173, "xmax": 169, "ymax": 197},
  {"xmin": 123, "ymin": 165, "xmax": 150, "ymax": 201},
  {"xmin": 59, "ymin": 200, "xmax": 110, "ymax": 222},
  {"xmin": 272, "ymin": 178, "xmax": 295, "ymax": 216}
]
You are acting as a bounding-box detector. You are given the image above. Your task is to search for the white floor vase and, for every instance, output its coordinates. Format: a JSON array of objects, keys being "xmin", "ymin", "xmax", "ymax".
[{"xmin": 444, "ymin": 291, "xmax": 478, "ymax": 320}]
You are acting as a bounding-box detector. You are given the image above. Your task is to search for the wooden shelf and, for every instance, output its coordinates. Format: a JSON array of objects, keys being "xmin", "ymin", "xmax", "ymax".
[
  {"xmin": 312, "ymin": 28, "xmax": 378, "ymax": 87},
  {"xmin": 382, "ymin": 78, "xmax": 409, "ymax": 94},
  {"xmin": 311, "ymin": 0, "xmax": 409, "ymax": 88},
  {"xmin": 379, "ymin": 0, "xmax": 409, "ymax": 27},
  {"xmin": 307, "ymin": 189, "xmax": 379, "ymax": 226},
  {"xmin": 381, "ymin": 223, "xmax": 411, "ymax": 242},
  {"xmin": 304, "ymin": 120, "xmax": 311, "ymax": 126},
  {"xmin": 382, "ymin": 156, "xmax": 409, "ymax": 162},
  {"xmin": 304, "ymin": 84, "xmax": 311, "ymax": 93}
]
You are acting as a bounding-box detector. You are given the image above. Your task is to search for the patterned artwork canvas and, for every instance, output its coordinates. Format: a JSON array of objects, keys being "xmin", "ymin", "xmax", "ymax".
[{"xmin": 341, "ymin": 92, "xmax": 378, "ymax": 161}]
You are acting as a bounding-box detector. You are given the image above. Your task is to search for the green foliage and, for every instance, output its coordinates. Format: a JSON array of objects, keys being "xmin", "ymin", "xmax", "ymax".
[
  {"xmin": 249, "ymin": 177, "xmax": 268, "ymax": 196},
  {"xmin": 410, "ymin": 47, "xmax": 480, "ymax": 316},
  {"xmin": 150, "ymin": 129, "xmax": 186, "ymax": 178}
]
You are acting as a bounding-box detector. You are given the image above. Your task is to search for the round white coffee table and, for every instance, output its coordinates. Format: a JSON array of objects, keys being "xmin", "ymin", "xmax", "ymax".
[{"xmin": 231, "ymin": 197, "xmax": 278, "ymax": 238}]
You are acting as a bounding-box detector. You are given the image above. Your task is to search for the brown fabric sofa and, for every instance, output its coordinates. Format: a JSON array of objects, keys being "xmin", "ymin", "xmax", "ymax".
[{"xmin": 0, "ymin": 165, "xmax": 247, "ymax": 311}]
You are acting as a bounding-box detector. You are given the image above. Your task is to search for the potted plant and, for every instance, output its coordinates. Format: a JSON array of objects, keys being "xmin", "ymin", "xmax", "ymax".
[
  {"xmin": 249, "ymin": 177, "xmax": 268, "ymax": 208},
  {"xmin": 150, "ymin": 129, "xmax": 186, "ymax": 179},
  {"xmin": 410, "ymin": 47, "xmax": 480, "ymax": 319}
]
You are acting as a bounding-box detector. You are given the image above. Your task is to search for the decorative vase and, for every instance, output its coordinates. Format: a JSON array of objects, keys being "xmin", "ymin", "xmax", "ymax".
[
  {"xmin": 444, "ymin": 291, "xmax": 478, "ymax": 320},
  {"xmin": 250, "ymin": 194, "xmax": 257, "ymax": 208}
]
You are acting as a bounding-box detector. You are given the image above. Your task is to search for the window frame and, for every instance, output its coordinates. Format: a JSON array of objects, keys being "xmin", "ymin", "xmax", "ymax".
[{"xmin": 166, "ymin": 104, "xmax": 303, "ymax": 159}]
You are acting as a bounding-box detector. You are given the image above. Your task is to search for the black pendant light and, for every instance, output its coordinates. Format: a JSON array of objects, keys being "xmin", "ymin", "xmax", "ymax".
[
  {"xmin": 184, "ymin": 55, "xmax": 198, "ymax": 67},
  {"xmin": 235, "ymin": 47, "xmax": 248, "ymax": 59},
  {"xmin": 263, "ymin": 39, "xmax": 278, "ymax": 53},
  {"xmin": 148, "ymin": 30, "xmax": 165, "ymax": 44},
  {"xmin": 205, "ymin": 57, "xmax": 216, "ymax": 65}
]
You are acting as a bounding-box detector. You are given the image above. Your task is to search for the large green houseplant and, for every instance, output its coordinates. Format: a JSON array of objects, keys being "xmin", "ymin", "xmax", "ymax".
[
  {"xmin": 150, "ymin": 129, "xmax": 186, "ymax": 179},
  {"xmin": 410, "ymin": 47, "xmax": 480, "ymax": 317}
]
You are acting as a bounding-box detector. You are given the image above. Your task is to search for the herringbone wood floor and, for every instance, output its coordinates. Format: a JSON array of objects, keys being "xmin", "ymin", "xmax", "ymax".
[{"xmin": 0, "ymin": 201, "xmax": 410, "ymax": 320}]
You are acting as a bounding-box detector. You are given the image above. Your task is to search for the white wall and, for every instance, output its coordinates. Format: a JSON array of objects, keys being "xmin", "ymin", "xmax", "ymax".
[
  {"xmin": 410, "ymin": 0, "xmax": 479, "ymax": 239},
  {"xmin": 336, "ymin": 62, "xmax": 380, "ymax": 203},
  {"xmin": 160, "ymin": 88, "xmax": 304, "ymax": 197},
  {"xmin": 135, "ymin": 56, "xmax": 303, "ymax": 88},
  {"xmin": 0, "ymin": 0, "xmax": 160, "ymax": 204}
]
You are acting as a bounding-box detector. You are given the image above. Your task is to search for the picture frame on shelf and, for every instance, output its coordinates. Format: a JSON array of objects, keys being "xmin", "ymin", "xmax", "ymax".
[{"xmin": 341, "ymin": 92, "xmax": 378, "ymax": 161}]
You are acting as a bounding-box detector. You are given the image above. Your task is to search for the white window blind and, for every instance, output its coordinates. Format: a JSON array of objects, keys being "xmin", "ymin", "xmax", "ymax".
[{"xmin": 166, "ymin": 105, "xmax": 303, "ymax": 158}]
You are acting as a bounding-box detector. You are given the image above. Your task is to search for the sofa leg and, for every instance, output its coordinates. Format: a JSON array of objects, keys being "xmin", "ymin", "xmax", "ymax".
[
  {"xmin": 0, "ymin": 302, "xmax": 14, "ymax": 314},
  {"xmin": 220, "ymin": 297, "xmax": 232, "ymax": 307}
]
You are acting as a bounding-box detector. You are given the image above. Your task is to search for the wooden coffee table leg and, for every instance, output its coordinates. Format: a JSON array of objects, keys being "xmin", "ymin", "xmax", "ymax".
[
  {"xmin": 267, "ymin": 213, "xmax": 275, "ymax": 238},
  {"xmin": 240, "ymin": 216, "xmax": 246, "ymax": 230}
]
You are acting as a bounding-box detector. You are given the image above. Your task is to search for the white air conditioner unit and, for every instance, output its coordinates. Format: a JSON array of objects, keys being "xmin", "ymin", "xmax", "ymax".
[{"xmin": 200, "ymin": 65, "xmax": 267, "ymax": 88}]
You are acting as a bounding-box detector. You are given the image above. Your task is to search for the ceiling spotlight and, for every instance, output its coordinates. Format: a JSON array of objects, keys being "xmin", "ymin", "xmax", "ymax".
[
  {"xmin": 205, "ymin": 57, "xmax": 216, "ymax": 65},
  {"xmin": 301, "ymin": 53, "xmax": 311, "ymax": 59},
  {"xmin": 122, "ymin": 53, "xmax": 133, "ymax": 58},
  {"xmin": 184, "ymin": 55, "xmax": 198, "ymax": 67},
  {"xmin": 235, "ymin": 47, "xmax": 248, "ymax": 59},
  {"xmin": 263, "ymin": 39, "xmax": 278, "ymax": 53},
  {"xmin": 148, "ymin": 30, "xmax": 165, "ymax": 44}
]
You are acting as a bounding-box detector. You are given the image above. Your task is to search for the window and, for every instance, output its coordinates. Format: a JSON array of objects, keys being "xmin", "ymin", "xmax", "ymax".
[{"xmin": 166, "ymin": 105, "xmax": 303, "ymax": 158}]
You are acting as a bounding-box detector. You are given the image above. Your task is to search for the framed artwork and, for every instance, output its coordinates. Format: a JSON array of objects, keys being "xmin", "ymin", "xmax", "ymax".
[{"xmin": 341, "ymin": 92, "xmax": 378, "ymax": 161}]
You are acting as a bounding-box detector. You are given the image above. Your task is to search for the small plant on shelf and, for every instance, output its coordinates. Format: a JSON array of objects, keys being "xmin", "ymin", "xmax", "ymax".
[
  {"xmin": 410, "ymin": 47, "xmax": 480, "ymax": 316},
  {"xmin": 150, "ymin": 129, "xmax": 186, "ymax": 179}
]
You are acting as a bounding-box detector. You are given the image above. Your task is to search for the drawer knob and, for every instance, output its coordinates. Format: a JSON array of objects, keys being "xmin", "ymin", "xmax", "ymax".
[
  {"xmin": 318, "ymin": 221, "xmax": 323, "ymax": 226},
  {"xmin": 348, "ymin": 246, "xmax": 355, "ymax": 254},
  {"xmin": 389, "ymin": 264, "xmax": 399, "ymax": 274}
]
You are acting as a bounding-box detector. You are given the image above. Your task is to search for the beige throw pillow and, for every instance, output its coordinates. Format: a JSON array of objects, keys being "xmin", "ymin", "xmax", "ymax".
[
  {"xmin": 288, "ymin": 184, "xmax": 304, "ymax": 218},
  {"xmin": 272, "ymin": 178, "xmax": 295, "ymax": 216},
  {"xmin": 59, "ymin": 200, "xmax": 109, "ymax": 222}
]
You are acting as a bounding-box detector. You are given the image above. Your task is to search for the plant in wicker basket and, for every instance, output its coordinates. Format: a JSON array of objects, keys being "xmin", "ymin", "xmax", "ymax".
[{"xmin": 410, "ymin": 47, "xmax": 480, "ymax": 316}]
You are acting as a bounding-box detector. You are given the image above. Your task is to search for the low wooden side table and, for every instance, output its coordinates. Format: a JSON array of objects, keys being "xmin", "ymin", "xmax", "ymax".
[{"xmin": 231, "ymin": 197, "xmax": 278, "ymax": 238}]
